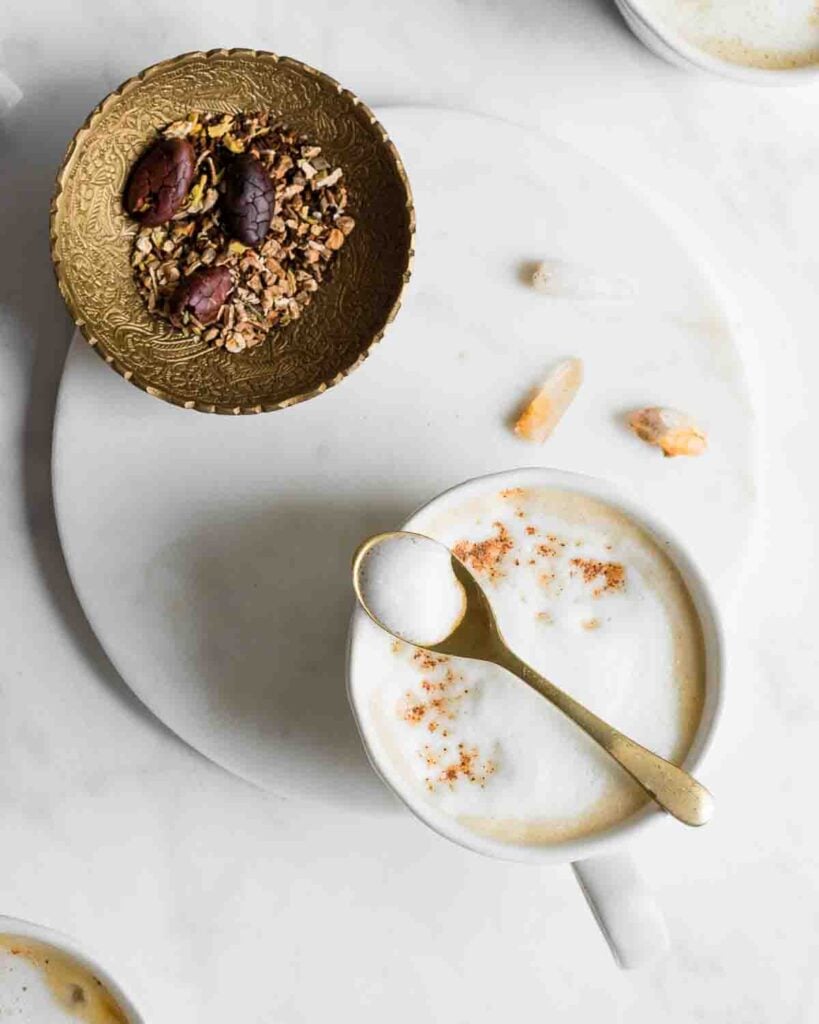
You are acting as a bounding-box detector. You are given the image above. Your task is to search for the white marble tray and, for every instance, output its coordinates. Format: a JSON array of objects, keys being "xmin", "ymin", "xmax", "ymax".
[{"xmin": 52, "ymin": 107, "xmax": 757, "ymax": 805}]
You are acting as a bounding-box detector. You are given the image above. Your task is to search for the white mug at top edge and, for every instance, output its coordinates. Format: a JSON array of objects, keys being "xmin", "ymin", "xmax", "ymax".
[
  {"xmin": 0, "ymin": 915, "xmax": 145, "ymax": 1022},
  {"xmin": 615, "ymin": 0, "xmax": 819, "ymax": 85},
  {"xmin": 346, "ymin": 467, "xmax": 724, "ymax": 969}
]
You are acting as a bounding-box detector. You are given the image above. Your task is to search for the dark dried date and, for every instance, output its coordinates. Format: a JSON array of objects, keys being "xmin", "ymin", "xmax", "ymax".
[
  {"xmin": 222, "ymin": 154, "xmax": 275, "ymax": 247},
  {"xmin": 125, "ymin": 138, "xmax": 196, "ymax": 226},
  {"xmin": 169, "ymin": 266, "xmax": 233, "ymax": 327}
]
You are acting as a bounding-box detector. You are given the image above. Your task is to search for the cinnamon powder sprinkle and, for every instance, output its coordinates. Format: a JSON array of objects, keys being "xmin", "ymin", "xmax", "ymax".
[
  {"xmin": 453, "ymin": 522, "xmax": 514, "ymax": 578},
  {"xmin": 400, "ymin": 697, "xmax": 427, "ymax": 725},
  {"xmin": 433, "ymin": 743, "xmax": 496, "ymax": 789},
  {"xmin": 535, "ymin": 534, "xmax": 567, "ymax": 558},
  {"xmin": 569, "ymin": 557, "xmax": 626, "ymax": 596},
  {"xmin": 412, "ymin": 650, "xmax": 449, "ymax": 670},
  {"xmin": 399, "ymin": 665, "xmax": 464, "ymax": 728},
  {"xmin": 399, "ymin": 690, "xmax": 461, "ymax": 726},
  {"xmin": 420, "ymin": 745, "xmax": 440, "ymax": 768}
]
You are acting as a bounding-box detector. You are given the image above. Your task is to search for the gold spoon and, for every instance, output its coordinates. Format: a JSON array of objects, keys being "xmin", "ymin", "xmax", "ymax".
[{"xmin": 353, "ymin": 531, "xmax": 714, "ymax": 827}]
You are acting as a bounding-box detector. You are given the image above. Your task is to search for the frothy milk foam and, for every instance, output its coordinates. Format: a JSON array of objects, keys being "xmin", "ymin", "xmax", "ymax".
[
  {"xmin": 640, "ymin": 0, "xmax": 819, "ymax": 70},
  {"xmin": 358, "ymin": 534, "xmax": 465, "ymax": 646},
  {"xmin": 0, "ymin": 936, "xmax": 130, "ymax": 1023},
  {"xmin": 354, "ymin": 486, "xmax": 706, "ymax": 846}
]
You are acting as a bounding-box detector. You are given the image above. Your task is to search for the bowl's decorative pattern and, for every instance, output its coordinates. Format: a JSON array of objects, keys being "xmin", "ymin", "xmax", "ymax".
[{"xmin": 50, "ymin": 49, "xmax": 415, "ymax": 414}]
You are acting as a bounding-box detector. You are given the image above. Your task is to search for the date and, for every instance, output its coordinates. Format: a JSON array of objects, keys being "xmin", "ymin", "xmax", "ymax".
[
  {"xmin": 125, "ymin": 138, "xmax": 196, "ymax": 226},
  {"xmin": 222, "ymin": 153, "xmax": 275, "ymax": 247},
  {"xmin": 169, "ymin": 266, "xmax": 233, "ymax": 327}
]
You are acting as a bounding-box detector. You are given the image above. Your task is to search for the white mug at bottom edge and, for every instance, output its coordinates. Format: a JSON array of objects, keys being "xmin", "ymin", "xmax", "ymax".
[
  {"xmin": 346, "ymin": 467, "xmax": 725, "ymax": 968},
  {"xmin": 0, "ymin": 914, "xmax": 145, "ymax": 1022}
]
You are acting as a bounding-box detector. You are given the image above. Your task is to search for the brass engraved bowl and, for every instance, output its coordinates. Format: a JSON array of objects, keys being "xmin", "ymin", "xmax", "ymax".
[{"xmin": 50, "ymin": 49, "xmax": 415, "ymax": 414}]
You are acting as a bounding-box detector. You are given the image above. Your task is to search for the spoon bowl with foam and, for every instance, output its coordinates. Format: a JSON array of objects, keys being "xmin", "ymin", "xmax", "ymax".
[{"xmin": 352, "ymin": 530, "xmax": 714, "ymax": 827}]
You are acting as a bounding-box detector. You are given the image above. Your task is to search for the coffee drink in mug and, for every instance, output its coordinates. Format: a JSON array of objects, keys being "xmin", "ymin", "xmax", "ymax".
[
  {"xmin": 634, "ymin": 0, "xmax": 819, "ymax": 70},
  {"xmin": 353, "ymin": 480, "xmax": 708, "ymax": 845},
  {"xmin": 0, "ymin": 919, "xmax": 141, "ymax": 1024},
  {"xmin": 348, "ymin": 469, "xmax": 722, "ymax": 965}
]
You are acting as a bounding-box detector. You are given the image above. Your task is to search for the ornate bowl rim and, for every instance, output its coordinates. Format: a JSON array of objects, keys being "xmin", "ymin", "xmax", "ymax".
[{"xmin": 49, "ymin": 48, "xmax": 415, "ymax": 415}]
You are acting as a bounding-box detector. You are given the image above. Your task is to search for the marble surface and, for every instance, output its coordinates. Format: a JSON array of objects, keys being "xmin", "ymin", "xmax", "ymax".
[{"xmin": 1, "ymin": 2, "xmax": 818, "ymax": 1021}]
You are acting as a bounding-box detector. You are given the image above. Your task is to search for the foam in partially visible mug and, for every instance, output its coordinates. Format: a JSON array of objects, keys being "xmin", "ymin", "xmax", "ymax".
[
  {"xmin": 641, "ymin": 0, "xmax": 819, "ymax": 69},
  {"xmin": 0, "ymin": 935, "xmax": 130, "ymax": 1023},
  {"xmin": 356, "ymin": 486, "xmax": 706, "ymax": 846}
]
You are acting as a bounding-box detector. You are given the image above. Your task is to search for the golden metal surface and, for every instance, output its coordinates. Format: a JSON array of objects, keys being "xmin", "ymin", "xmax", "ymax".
[
  {"xmin": 353, "ymin": 531, "xmax": 714, "ymax": 828},
  {"xmin": 50, "ymin": 49, "xmax": 415, "ymax": 414}
]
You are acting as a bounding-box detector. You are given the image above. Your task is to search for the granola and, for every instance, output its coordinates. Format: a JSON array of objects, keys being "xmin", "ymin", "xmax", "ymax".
[{"xmin": 127, "ymin": 111, "xmax": 355, "ymax": 353}]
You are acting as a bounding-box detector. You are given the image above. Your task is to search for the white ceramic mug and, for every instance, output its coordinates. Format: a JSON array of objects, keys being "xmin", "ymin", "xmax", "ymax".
[
  {"xmin": 347, "ymin": 467, "xmax": 724, "ymax": 968},
  {"xmin": 0, "ymin": 914, "xmax": 144, "ymax": 1022},
  {"xmin": 615, "ymin": 0, "xmax": 819, "ymax": 84}
]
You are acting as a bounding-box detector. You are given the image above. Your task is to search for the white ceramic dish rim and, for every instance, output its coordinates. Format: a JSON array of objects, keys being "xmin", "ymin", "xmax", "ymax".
[
  {"xmin": 0, "ymin": 914, "xmax": 144, "ymax": 1022},
  {"xmin": 617, "ymin": 0, "xmax": 819, "ymax": 85},
  {"xmin": 346, "ymin": 466, "xmax": 725, "ymax": 866}
]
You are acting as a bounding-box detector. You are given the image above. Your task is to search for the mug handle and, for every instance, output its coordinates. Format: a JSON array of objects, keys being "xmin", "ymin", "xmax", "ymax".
[{"xmin": 572, "ymin": 853, "xmax": 670, "ymax": 969}]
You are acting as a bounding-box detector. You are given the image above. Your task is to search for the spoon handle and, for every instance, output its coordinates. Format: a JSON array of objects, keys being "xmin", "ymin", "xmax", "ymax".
[{"xmin": 499, "ymin": 649, "xmax": 713, "ymax": 827}]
